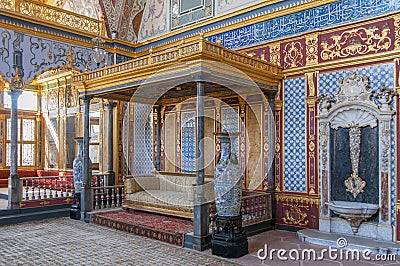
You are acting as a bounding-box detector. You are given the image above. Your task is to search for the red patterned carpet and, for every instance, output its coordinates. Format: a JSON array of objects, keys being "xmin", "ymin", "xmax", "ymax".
[{"xmin": 91, "ymin": 210, "xmax": 194, "ymax": 246}]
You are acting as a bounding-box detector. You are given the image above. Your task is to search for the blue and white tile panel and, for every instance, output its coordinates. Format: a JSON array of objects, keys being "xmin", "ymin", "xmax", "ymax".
[
  {"xmin": 207, "ymin": 0, "xmax": 400, "ymax": 50},
  {"xmin": 283, "ymin": 77, "xmax": 307, "ymax": 192},
  {"xmin": 181, "ymin": 111, "xmax": 196, "ymax": 173},
  {"xmin": 133, "ymin": 103, "xmax": 153, "ymax": 175},
  {"xmin": 222, "ymin": 107, "xmax": 239, "ymax": 156}
]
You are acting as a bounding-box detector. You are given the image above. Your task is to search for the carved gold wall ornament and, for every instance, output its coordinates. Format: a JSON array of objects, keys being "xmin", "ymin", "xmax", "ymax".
[
  {"xmin": 269, "ymin": 43, "xmax": 281, "ymax": 66},
  {"xmin": 305, "ymin": 34, "xmax": 318, "ymax": 66},
  {"xmin": 320, "ymin": 24, "xmax": 391, "ymax": 61},
  {"xmin": 282, "ymin": 205, "xmax": 309, "ymax": 226},
  {"xmin": 306, "ymin": 72, "xmax": 316, "ymax": 97},
  {"xmin": 394, "ymin": 16, "xmax": 400, "ymax": 49},
  {"xmin": 283, "ymin": 41, "xmax": 303, "ymax": 68},
  {"xmin": 344, "ymin": 172, "xmax": 366, "ymax": 198},
  {"xmin": 276, "ymin": 194, "xmax": 319, "ymax": 205}
]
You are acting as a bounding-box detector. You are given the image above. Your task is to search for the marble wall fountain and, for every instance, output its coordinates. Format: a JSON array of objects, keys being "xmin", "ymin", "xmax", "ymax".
[{"xmin": 317, "ymin": 72, "xmax": 395, "ymax": 241}]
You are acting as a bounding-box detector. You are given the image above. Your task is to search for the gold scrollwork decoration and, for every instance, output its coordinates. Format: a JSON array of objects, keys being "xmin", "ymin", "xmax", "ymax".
[
  {"xmin": 17, "ymin": 0, "xmax": 100, "ymax": 35},
  {"xmin": 306, "ymin": 34, "xmax": 319, "ymax": 65},
  {"xmin": 283, "ymin": 205, "xmax": 309, "ymax": 226},
  {"xmin": 276, "ymin": 194, "xmax": 319, "ymax": 205},
  {"xmin": 394, "ymin": 16, "xmax": 400, "ymax": 49},
  {"xmin": 306, "ymin": 72, "xmax": 316, "ymax": 97},
  {"xmin": 344, "ymin": 172, "xmax": 366, "ymax": 198},
  {"xmin": 283, "ymin": 41, "xmax": 304, "ymax": 68},
  {"xmin": 321, "ymin": 24, "xmax": 391, "ymax": 61},
  {"xmin": 269, "ymin": 43, "xmax": 281, "ymax": 66}
]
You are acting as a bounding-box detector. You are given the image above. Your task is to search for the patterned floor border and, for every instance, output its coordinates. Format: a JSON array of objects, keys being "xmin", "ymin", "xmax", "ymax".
[{"xmin": 90, "ymin": 212, "xmax": 190, "ymax": 247}]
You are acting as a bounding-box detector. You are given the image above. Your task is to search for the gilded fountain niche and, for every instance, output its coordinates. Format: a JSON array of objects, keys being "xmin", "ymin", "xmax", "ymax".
[{"xmin": 317, "ymin": 72, "xmax": 395, "ymax": 241}]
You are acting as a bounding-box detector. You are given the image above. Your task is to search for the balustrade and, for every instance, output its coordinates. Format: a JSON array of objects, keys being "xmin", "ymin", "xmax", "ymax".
[
  {"xmin": 92, "ymin": 184, "xmax": 124, "ymax": 210},
  {"xmin": 19, "ymin": 173, "xmax": 123, "ymax": 210},
  {"xmin": 210, "ymin": 192, "xmax": 272, "ymax": 228},
  {"xmin": 21, "ymin": 175, "xmax": 74, "ymax": 201}
]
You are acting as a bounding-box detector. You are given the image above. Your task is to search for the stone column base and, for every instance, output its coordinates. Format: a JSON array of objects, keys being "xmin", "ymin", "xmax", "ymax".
[{"xmin": 8, "ymin": 174, "xmax": 21, "ymax": 210}]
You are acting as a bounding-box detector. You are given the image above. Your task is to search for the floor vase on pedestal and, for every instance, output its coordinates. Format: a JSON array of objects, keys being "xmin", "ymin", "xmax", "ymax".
[
  {"xmin": 212, "ymin": 132, "xmax": 248, "ymax": 258},
  {"xmin": 71, "ymin": 137, "xmax": 85, "ymax": 220}
]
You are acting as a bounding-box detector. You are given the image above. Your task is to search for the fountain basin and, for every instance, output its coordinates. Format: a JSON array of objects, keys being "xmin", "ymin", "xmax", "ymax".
[{"xmin": 326, "ymin": 201, "xmax": 379, "ymax": 234}]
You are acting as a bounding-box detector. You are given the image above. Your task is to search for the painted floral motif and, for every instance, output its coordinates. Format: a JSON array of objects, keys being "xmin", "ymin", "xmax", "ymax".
[{"xmin": 139, "ymin": 0, "xmax": 167, "ymax": 41}]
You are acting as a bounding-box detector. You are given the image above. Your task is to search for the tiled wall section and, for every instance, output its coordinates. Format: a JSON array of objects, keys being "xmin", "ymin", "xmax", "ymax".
[
  {"xmin": 222, "ymin": 107, "xmax": 239, "ymax": 155},
  {"xmin": 181, "ymin": 111, "xmax": 195, "ymax": 173},
  {"xmin": 133, "ymin": 103, "xmax": 153, "ymax": 175},
  {"xmin": 283, "ymin": 77, "xmax": 306, "ymax": 192},
  {"xmin": 318, "ymin": 64, "xmax": 394, "ymax": 95},
  {"xmin": 208, "ymin": 0, "xmax": 400, "ymax": 50}
]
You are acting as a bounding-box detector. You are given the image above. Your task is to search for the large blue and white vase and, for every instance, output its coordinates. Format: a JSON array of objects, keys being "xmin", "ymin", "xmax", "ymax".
[
  {"xmin": 73, "ymin": 137, "xmax": 93, "ymax": 193},
  {"xmin": 214, "ymin": 132, "xmax": 242, "ymax": 217},
  {"xmin": 73, "ymin": 137, "xmax": 84, "ymax": 193}
]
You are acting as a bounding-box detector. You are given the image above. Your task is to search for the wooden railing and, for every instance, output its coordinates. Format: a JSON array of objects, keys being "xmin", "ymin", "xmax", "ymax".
[
  {"xmin": 21, "ymin": 175, "xmax": 74, "ymax": 201},
  {"xmin": 91, "ymin": 173, "xmax": 124, "ymax": 209},
  {"xmin": 93, "ymin": 185, "xmax": 124, "ymax": 210},
  {"xmin": 0, "ymin": 0, "xmax": 101, "ymax": 36},
  {"xmin": 241, "ymin": 192, "xmax": 272, "ymax": 227},
  {"xmin": 210, "ymin": 192, "xmax": 272, "ymax": 227},
  {"xmin": 73, "ymin": 39, "xmax": 282, "ymax": 83},
  {"xmin": 20, "ymin": 173, "xmax": 122, "ymax": 210}
]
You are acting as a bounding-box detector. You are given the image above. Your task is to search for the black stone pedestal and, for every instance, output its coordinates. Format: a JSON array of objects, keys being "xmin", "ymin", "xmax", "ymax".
[
  {"xmin": 70, "ymin": 192, "xmax": 81, "ymax": 220},
  {"xmin": 211, "ymin": 215, "xmax": 248, "ymax": 258}
]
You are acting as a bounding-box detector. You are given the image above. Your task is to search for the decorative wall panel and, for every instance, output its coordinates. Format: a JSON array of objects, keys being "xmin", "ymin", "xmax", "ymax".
[
  {"xmin": 216, "ymin": 0, "xmax": 263, "ymax": 15},
  {"xmin": 283, "ymin": 77, "xmax": 306, "ymax": 192},
  {"xmin": 0, "ymin": 27, "xmax": 98, "ymax": 83},
  {"xmin": 305, "ymin": 72, "xmax": 318, "ymax": 196},
  {"xmin": 99, "ymin": 0, "xmax": 124, "ymax": 33},
  {"xmin": 171, "ymin": 0, "xmax": 213, "ymax": 30},
  {"xmin": 276, "ymin": 194, "xmax": 319, "ymax": 229},
  {"xmin": 139, "ymin": 0, "xmax": 167, "ymax": 41},
  {"xmin": 133, "ymin": 103, "xmax": 153, "ymax": 175},
  {"xmin": 318, "ymin": 63, "xmax": 396, "ymax": 227},
  {"xmin": 181, "ymin": 111, "xmax": 195, "ymax": 173},
  {"xmin": 318, "ymin": 64, "xmax": 394, "ymax": 95},
  {"xmin": 246, "ymin": 104, "xmax": 262, "ymax": 191},
  {"xmin": 204, "ymin": 109, "xmax": 215, "ymax": 176},
  {"xmin": 164, "ymin": 111, "xmax": 176, "ymax": 172},
  {"xmin": 319, "ymin": 21, "xmax": 393, "ymax": 62},
  {"xmin": 282, "ymin": 39, "xmax": 305, "ymax": 69},
  {"xmin": 119, "ymin": 0, "xmax": 146, "ymax": 43},
  {"xmin": 62, "ymin": 0, "xmax": 102, "ymax": 19},
  {"xmin": 221, "ymin": 106, "xmax": 239, "ymax": 155},
  {"xmin": 208, "ymin": 0, "xmax": 400, "ymax": 49}
]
